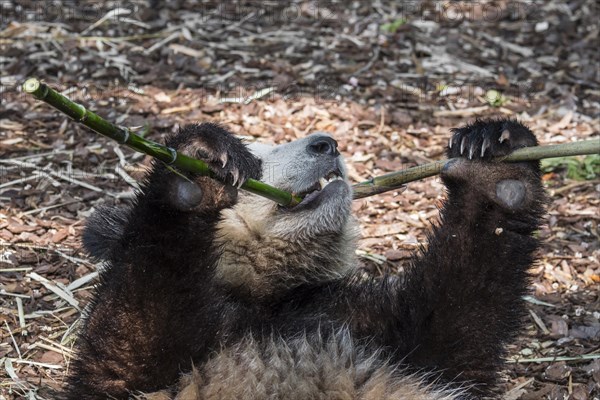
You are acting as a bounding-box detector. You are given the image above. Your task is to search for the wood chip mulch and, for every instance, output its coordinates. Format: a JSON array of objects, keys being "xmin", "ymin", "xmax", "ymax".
[{"xmin": 1, "ymin": 1, "xmax": 598, "ymax": 399}]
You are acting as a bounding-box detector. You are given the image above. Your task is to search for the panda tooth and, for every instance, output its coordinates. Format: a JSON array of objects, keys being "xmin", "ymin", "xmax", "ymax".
[{"xmin": 319, "ymin": 178, "xmax": 328, "ymax": 189}]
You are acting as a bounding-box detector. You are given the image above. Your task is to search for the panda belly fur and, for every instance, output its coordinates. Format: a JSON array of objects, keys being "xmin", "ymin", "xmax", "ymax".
[{"xmin": 145, "ymin": 328, "xmax": 464, "ymax": 400}]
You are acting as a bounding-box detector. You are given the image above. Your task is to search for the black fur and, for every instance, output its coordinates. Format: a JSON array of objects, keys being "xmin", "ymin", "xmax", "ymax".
[
  {"xmin": 65, "ymin": 123, "xmax": 262, "ymax": 398},
  {"xmin": 82, "ymin": 205, "xmax": 130, "ymax": 262},
  {"xmin": 168, "ymin": 122, "xmax": 263, "ymax": 187},
  {"xmin": 65, "ymin": 120, "xmax": 545, "ymax": 399}
]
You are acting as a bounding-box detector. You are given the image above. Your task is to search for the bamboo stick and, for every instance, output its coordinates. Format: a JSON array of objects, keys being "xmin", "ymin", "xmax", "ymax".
[
  {"xmin": 23, "ymin": 78, "xmax": 600, "ymax": 203},
  {"xmin": 352, "ymin": 139, "xmax": 600, "ymax": 199},
  {"xmin": 23, "ymin": 78, "xmax": 302, "ymax": 207}
]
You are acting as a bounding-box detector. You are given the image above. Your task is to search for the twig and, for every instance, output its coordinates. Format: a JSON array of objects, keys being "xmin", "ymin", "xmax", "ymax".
[
  {"xmin": 507, "ymin": 353, "xmax": 600, "ymax": 364},
  {"xmin": 81, "ymin": 8, "xmax": 132, "ymax": 35},
  {"xmin": 21, "ymin": 200, "xmax": 82, "ymax": 216},
  {"xmin": 5, "ymin": 320, "xmax": 22, "ymax": 358},
  {"xmin": 16, "ymin": 297, "xmax": 27, "ymax": 333},
  {"xmin": 4, "ymin": 358, "xmax": 26, "ymax": 389},
  {"xmin": 0, "ymin": 268, "xmax": 33, "ymax": 273},
  {"xmin": 433, "ymin": 106, "xmax": 489, "ymax": 117},
  {"xmin": 39, "ymin": 336, "xmax": 75, "ymax": 355},
  {"xmin": 67, "ymin": 272, "xmax": 99, "ymax": 292},
  {"xmin": 479, "ymin": 32, "xmax": 534, "ymax": 57},
  {"xmin": 550, "ymin": 179, "xmax": 600, "ymax": 195},
  {"xmin": 0, "ymin": 175, "xmax": 39, "ymax": 189},
  {"xmin": 354, "ymin": 44, "xmax": 380, "ymax": 76},
  {"xmin": 0, "ymin": 158, "xmax": 102, "ymax": 192},
  {"xmin": 0, "ymin": 291, "xmax": 31, "ymax": 299},
  {"xmin": 2, "ymin": 149, "xmax": 70, "ymax": 161},
  {"xmin": 10, "ymin": 358, "xmax": 63, "ymax": 369},
  {"xmin": 144, "ymin": 31, "xmax": 181, "ymax": 55},
  {"xmin": 28, "ymin": 272, "xmax": 80, "ymax": 311},
  {"xmin": 112, "ymin": 144, "xmax": 140, "ymax": 189},
  {"xmin": 528, "ymin": 309, "xmax": 550, "ymax": 335},
  {"xmin": 504, "ymin": 378, "xmax": 535, "ymax": 397},
  {"xmin": 522, "ymin": 295, "xmax": 557, "ymax": 308}
]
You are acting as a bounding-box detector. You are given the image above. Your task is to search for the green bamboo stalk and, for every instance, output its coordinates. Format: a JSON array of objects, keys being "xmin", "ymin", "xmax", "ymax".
[
  {"xmin": 23, "ymin": 78, "xmax": 302, "ymax": 207},
  {"xmin": 352, "ymin": 139, "xmax": 600, "ymax": 199},
  {"xmin": 23, "ymin": 78, "xmax": 599, "ymax": 203}
]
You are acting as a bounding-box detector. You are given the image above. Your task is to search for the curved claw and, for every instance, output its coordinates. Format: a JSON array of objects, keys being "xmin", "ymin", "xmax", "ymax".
[
  {"xmin": 230, "ymin": 168, "xmax": 240, "ymax": 187},
  {"xmin": 219, "ymin": 153, "xmax": 228, "ymax": 168},
  {"xmin": 449, "ymin": 135, "xmax": 454, "ymax": 149},
  {"xmin": 481, "ymin": 136, "xmax": 491, "ymax": 157},
  {"xmin": 460, "ymin": 136, "xmax": 467, "ymax": 155},
  {"xmin": 468, "ymin": 142, "xmax": 477, "ymax": 159},
  {"xmin": 499, "ymin": 129, "xmax": 511, "ymax": 143}
]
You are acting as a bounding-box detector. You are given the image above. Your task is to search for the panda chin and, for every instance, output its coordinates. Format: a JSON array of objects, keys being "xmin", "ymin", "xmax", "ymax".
[{"xmin": 291, "ymin": 180, "xmax": 349, "ymax": 212}]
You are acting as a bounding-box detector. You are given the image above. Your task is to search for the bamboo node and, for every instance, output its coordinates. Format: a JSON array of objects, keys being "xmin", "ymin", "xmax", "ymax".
[
  {"xmin": 119, "ymin": 127, "xmax": 130, "ymax": 144},
  {"xmin": 166, "ymin": 147, "xmax": 178, "ymax": 164}
]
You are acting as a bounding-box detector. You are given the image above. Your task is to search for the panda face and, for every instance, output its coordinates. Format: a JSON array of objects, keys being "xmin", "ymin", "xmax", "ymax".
[
  {"xmin": 248, "ymin": 133, "xmax": 349, "ymax": 199},
  {"xmin": 213, "ymin": 133, "xmax": 358, "ymax": 296},
  {"xmin": 246, "ymin": 133, "xmax": 353, "ymax": 236}
]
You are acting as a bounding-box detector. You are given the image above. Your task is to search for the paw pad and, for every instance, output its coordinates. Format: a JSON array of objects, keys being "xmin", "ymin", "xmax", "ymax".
[
  {"xmin": 496, "ymin": 179, "xmax": 526, "ymax": 208},
  {"xmin": 172, "ymin": 180, "xmax": 204, "ymax": 211}
]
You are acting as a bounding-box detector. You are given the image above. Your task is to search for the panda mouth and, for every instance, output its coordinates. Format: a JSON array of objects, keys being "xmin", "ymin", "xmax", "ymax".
[{"xmin": 293, "ymin": 169, "xmax": 345, "ymax": 206}]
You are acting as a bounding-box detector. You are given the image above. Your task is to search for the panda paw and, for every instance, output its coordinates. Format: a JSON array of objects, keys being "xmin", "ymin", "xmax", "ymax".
[
  {"xmin": 447, "ymin": 119, "xmax": 538, "ymax": 160},
  {"xmin": 167, "ymin": 123, "xmax": 262, "ymax": 188},
  {"xmin": 442, "ymin": 119, "xmax": 544, "ymax": 212}
]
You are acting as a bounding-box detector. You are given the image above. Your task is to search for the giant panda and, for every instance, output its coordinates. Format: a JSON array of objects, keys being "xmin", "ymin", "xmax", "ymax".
[{"xmin": 63, "ymin": 119, "xmax": 546, "ymax": 399}]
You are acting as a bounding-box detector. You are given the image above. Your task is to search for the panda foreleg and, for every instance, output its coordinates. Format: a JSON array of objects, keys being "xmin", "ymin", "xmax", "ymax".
[
  {"xmin": 395, "ymin": 120, "xmax": 546, "ymax": 394},
  {"xmin": 65, "ymin": 123, "xmax": 262, "ymax": 398}
]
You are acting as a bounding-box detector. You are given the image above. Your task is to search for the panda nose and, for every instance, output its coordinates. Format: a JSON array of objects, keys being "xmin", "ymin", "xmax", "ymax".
[{"xmin": 308, "ymin": 136, "xmax": 339, "ymax": 156}]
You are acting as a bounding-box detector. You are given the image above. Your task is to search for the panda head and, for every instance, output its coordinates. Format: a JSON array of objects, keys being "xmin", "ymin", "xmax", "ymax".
[
  {"xmin": 248, "ymin": 133, "xmax": 353, "ymax": 237},
  {"xmin": 215, "ymin": 133, "xmax": 358, "ymax": 298}
]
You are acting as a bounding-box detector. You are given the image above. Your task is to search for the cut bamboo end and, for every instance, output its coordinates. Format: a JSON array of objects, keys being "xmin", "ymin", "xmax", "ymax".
[
  {"xmin": 23, "ymin": 78, "xmax": 47, "ymax": 99},
  {"xmin": 23, "ymin": 78, "xmax": 40, "ymax": 93}
]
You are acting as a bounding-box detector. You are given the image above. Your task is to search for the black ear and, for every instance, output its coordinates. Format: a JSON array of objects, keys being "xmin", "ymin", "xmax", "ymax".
[{"xmin": 83, "ymin": 205, "xmax": 130, "ymax": 261}]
